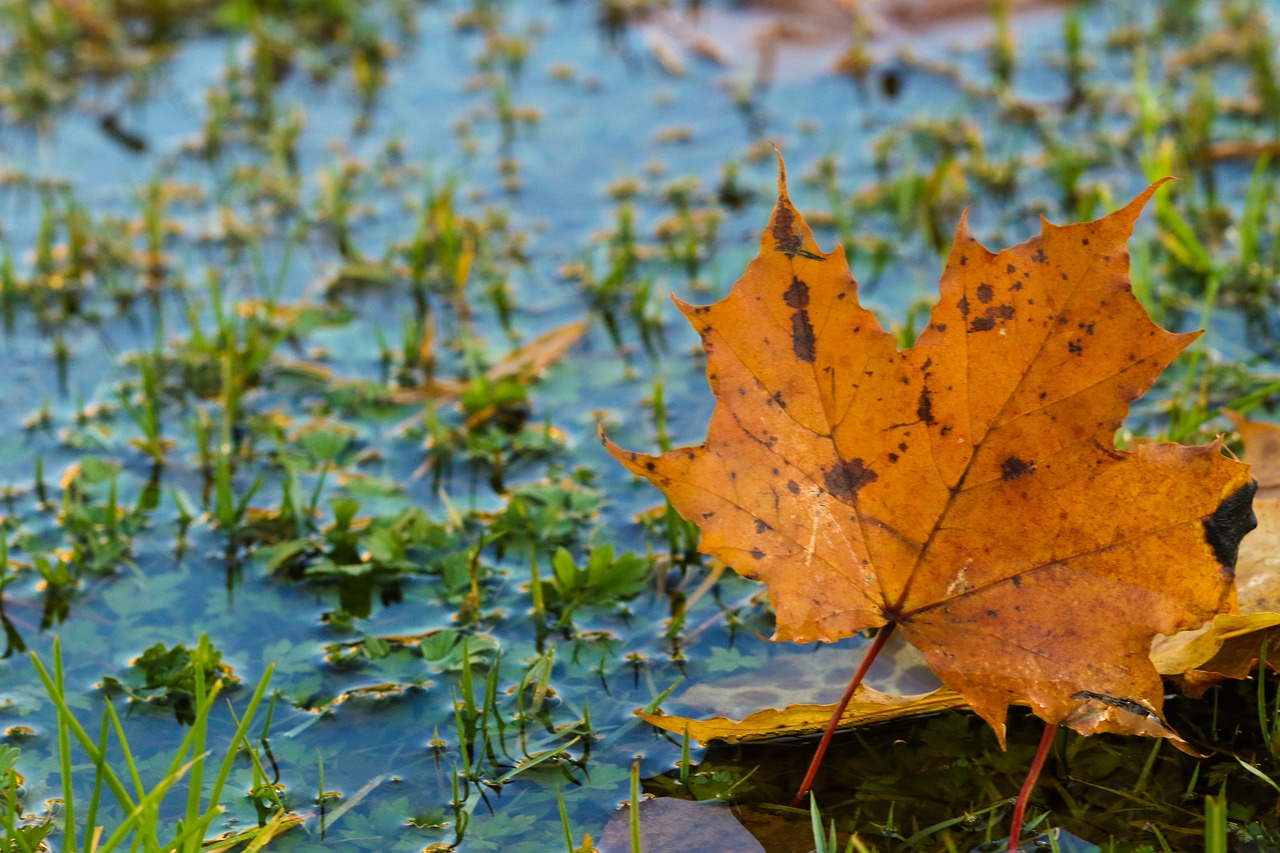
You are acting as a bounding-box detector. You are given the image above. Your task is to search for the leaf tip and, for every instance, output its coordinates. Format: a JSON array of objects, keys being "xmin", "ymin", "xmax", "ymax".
[
  {"xmin": 772, "ymin": 143, "xmax": 788, "ymax": 200},
  {"xmin": 1107, "ymin": 176, "xmax": 1176, "ymax": 233}
]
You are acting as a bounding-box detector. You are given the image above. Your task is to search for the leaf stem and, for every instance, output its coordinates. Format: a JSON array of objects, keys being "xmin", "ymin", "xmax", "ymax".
[
  {"xmin": 790, "ymin": 622, "xmax": 896, "ymax": 807},
  {"xmin": 1007, "ymin": 719, "xmax": 1058, "ymax": 852}
]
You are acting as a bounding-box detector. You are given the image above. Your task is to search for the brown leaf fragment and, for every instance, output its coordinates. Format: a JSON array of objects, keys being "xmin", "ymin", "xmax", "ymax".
[
  {"xmin": 1154, "ymin": 410, "xmax": 1280, "ymax": 695},
  {"xmin": 605, "ymin": 156, "xmax": 1253, "ymax": 747}
]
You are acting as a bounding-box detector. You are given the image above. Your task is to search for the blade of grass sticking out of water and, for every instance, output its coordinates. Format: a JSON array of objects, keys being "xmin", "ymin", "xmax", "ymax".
[
  {"xmin": 182, "ymin": 663, "xmax": 208, "ymax": 853},
  {"xmin": 1225, "ymin": 381, "xmax": 1280, "ymax": 417},
  {"xmin": 1234, "ymin": 755, "xmax": 1280, "ymax": 795},
  {"xmin": 1149, "ymin": 821, "xmax": 1174, "ymax": 853},
  {"xmin": 206, "ymin": 664, "xmax": 274, "ymax": 811},
  {"xmin": 459, "ymin": 637, "xmax": 479, "ymax": 767},
  {"xmin": 557, "ymin": 785, "xmax": 574, "ymax": 853},
  {"xmin": 810, "ymin": 794, "xmax": 828, "ymax": 853},
  {"xmin": 530, "ymin": 644, "xmax": 554, "ymax": 716},
  {"xmin": 1134, "ymin": 738, "xmax": 1162, "ymax": 793},
  {"xmin": 93, "ymin": 754, "xmax": 202, "ymax": 853},
  {"xmin": 1239, "ymin": 155, "xmax": 1271, "ymax": 266},
  {"xmin": 54, "ymin": 637, "xmax": 75, "ymax": 853},
  {"xmin": 453, "ymin": 686, "xmax": 473, "ymax": 779},
  {"xmin": 485, "ymin": 657, "xmax": 512, "ymax": 764},
  {"xmin": 1183, "ymin": 760, "xmax": 1202, "ymax": 801},
  {"xmin": 30, "ymin": 644, "xmax": 136, "ymax": 813},
  {"xmin": 629, "ymin": 760, "xmax": 641, "ymax": 853},
  {"xmin": 1205, "ymin": 795, "xmax": 1228, "ymax": 853},
  {"xmin": 84, "ymin": 708, "xmax": 109, "ymax": 853}
]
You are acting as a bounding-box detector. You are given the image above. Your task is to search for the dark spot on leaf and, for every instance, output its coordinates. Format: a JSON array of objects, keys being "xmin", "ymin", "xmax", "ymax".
[
  {"xmin": 1012, "ymin": 576, "xmax": 1022, "ymax": 588},
  {"xmin": 1000, "ymin": 456, "xmax": 1034, "ymax": 480},
  {"xmin": 755, "ymin": 519, "xmax": 771, "ymax": 533},
  {"xmin": 991, "ymin": 305, "xmax": 1014, "ymax": 320},
  {"xmin": 957, "ymin": 296, "xmax": 970, "ymax": 317},
  {"xmin": 888, "ymin": 453, "xmax": 899, "ymax": 463},
  {"xmin": 823, "ymin": 458, "xmax": 877, "ymax": 502},
  {"xmin": 917, "ymin": 388, "xmax": 936, "ymax": 425},
  {"xmin": 976, "ymin": 283, "xmax": 994, "ymax": 303},
  {"xmin": 1081, "ymin": 238, "xmax": 1090, "ymax": 245},
  {"xmin": 1006, "ymin": 264, "xmax": 1016, "ymax": 274},
  {"xmin": 898, "ymin": 442, "xmax": 908, "ymax": 451},
  {"xmin": 1033, "ymin": 248, "xmax": 1048, "ymax": 263},
  {"xmin": 1069, "ymin": 340, "xmax": 1082, "ymax": 355},
  {"xmin": 1204, "ymin": 480, "xmax": 1258, "ymax": 568},
  {"xmin": 783, "ymin": 276, "xmax": 810, "ymax": 309},
  {"xmin": 645, "ymin": 461, "xmax": 656, "ymax": 471},
  {"xmin": 932, "ymin": 323, "xmax": 947, "ymax": 332},
  {"xmin": 772, "ymin": 205, "xmax": 800, "ymax": 253},
  {"xmin": 787, "ymin": 480, "xmax": 800, "ymax": 495},
  {"xmin": 750, "ymin": 548, "xmax": 765, "ymax": 560},
  {"xmin": 970, "ymin": 317, "xmax": 996, "ymax": 332},
  {"xmin": 987, "ymin": 609, "xmax": 997, "ymax": 617},
  {"xmin": 784, "ymin": 277, "xmax": 817, "ymax": 363}
]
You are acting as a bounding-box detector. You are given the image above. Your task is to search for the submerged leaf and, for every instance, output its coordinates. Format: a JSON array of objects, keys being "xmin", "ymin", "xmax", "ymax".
[{"xmin": 639, "ymin": 685, "xmax": 967, "ymax": 744}]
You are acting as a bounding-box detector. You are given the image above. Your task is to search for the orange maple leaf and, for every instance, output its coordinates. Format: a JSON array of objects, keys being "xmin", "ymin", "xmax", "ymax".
[{"xmin": 605, "ymin": 158, "xmax": 1255, "ymax": 745}]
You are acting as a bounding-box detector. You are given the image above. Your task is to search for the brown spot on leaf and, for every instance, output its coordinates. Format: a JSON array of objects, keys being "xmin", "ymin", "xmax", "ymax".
[
  {"xmin": 823, "ymin": 458, "xmax": 877, "ymax": 502},
  {"xmin": 1001, "ymin": 457, "xmax": 1035, "ymax": 480},
  {"xmin": 772, "ymin": 204, "xmax": 800, "ymax": 254},
  {"xmin": 976, "ymin": 283, "xmax": 994, "ymax": 304},
  {"xmin": 784, "ymin": 277, "xmax": 817, "ymax": 363},
  {"xmin": 917, "ymin": 388, "xmax": 936, "ymax": 425}
]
